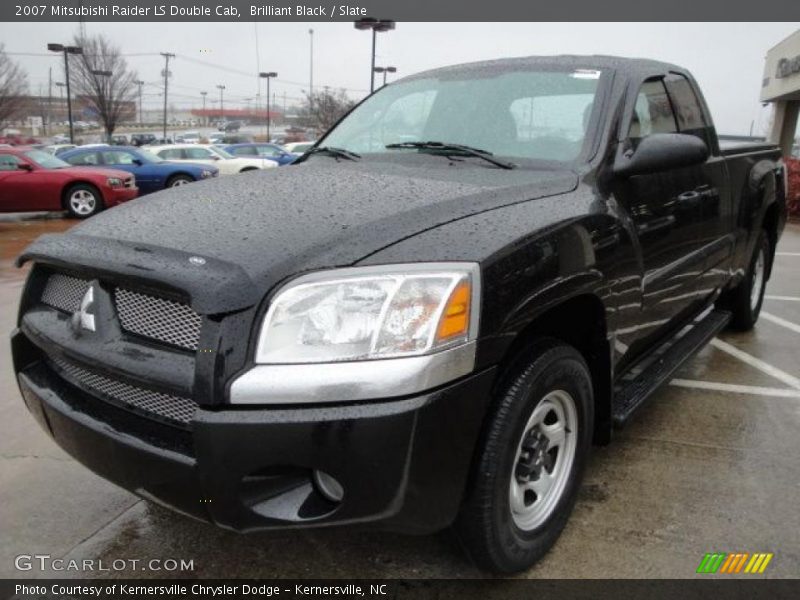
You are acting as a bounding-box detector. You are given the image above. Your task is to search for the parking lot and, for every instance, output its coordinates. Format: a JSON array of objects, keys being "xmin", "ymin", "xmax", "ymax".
[{"xmin": 1, "ymin": 213, "xmax": 798, "ymax": 580}]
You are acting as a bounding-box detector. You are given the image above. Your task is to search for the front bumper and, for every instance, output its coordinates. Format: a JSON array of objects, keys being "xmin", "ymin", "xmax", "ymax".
[
  {"xmin": 106, "ymin": 186, "xmax": 139, "ymax": 206},
  {"xmin": 12, "ymin": 329, "xmax": 495, "ymax": 533}
]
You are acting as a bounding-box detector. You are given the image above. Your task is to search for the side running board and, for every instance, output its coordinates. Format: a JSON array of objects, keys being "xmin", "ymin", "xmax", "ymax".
[{"xmin": 612, "ymin": 309, "xmax": 731, "ymax": 427}]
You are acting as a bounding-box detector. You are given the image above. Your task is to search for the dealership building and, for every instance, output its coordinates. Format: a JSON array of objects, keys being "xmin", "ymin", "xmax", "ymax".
[{"xmin": 763, "ymin": 29, "xmax": 800, "ymax": 156}]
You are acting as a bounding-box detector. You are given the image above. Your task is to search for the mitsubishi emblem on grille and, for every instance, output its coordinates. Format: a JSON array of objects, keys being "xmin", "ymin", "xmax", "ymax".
[{"xmin": 72, "ymin": 285, "xmax": 96, "ymax": 332}]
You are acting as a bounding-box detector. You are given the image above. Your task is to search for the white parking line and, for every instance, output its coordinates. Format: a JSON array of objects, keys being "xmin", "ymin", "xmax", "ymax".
[
  {"xmin": 765, "ymin": 295, "xmax": 800, "ymax": 302},
  {"xmin": 776, "ymin": 252, "xmax": 800, "ymax": 256},
  {"xmin": 760, "ymin": 311, "xmax": 800, "ymax": 335},
  {"xmin": 670, "ymin": 378, "xmax": 800, "ymax": 399},
  {"xmin": 710, "ymin": 338, "xmax": 800, "ymax": 391}
]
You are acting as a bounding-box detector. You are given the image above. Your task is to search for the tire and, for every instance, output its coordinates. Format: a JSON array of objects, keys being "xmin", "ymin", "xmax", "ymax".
[
  {"xmin": 455, "ymin": 339, "xmax": 594, "ymax": 574},
  {"xmin": 166, "ymin": 174, "xmax": 193, "ymax": 188},
  {"xmin": 722, "ymin": 231, "xmax": 770, "ymax": 331},
  {"xmin": 64, "ymin": 183, "xmax": 104, "ymax": 219}
]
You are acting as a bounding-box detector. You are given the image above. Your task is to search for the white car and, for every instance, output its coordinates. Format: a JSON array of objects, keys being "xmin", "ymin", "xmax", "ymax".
[
  {"xmin": 181, "ymin": 131, "xmax": 201, "ymax": 144},
  {"xmin": 44, "ymin": 144, "xmax": 77, "ymax": 155},
  {"xmin": 283, "ymin": 141, "xmax": 316, "ymax": 155},
  {"xmin": 150, "ymin": 144, "xmax": 277, "ymax": 175}
]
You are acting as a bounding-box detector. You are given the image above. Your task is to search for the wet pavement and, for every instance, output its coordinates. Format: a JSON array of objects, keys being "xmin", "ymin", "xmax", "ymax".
[{"xmin": 1, "ymin": 214, "xmax": 799, "ymax": 580}]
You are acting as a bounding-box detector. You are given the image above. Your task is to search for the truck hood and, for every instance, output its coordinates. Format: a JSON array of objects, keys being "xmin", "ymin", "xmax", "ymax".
[{"xmin": 20, "ymin": 158, "xmax": 577, "ymax": 313}]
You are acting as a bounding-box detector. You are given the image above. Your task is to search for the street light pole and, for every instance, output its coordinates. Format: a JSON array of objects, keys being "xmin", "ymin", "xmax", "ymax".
[
  {"xmin": 354, "ymin": 19, "xmax": 395, "ymax": 94},
  {"xmin": 373, "ymin": 66, "xmax": 397, "ymax": 87},
  {"xmin": 217, "ymin": 85, "xmax": 226, "ymax": 125},
  {"xmin": 133, "ymin": 79, "xmax": 144, "ymax": 124},
  {"xmin": 48, "ymin": 43, "xmax": 83, "ymax": 144},
  {"xmin": 259, "ymin": 72, "xmax": 277, "ymax": 140},
  {"xmin": 309, "ymin": 28, "xmax": 314, "ymax": 110},
  {"xmin": 200, "ymin": 91, "xmax": 207, "ymax": 127},
  {"xmin": 160, "ymin": 52, "xmax": 175, "ymax": 140}
]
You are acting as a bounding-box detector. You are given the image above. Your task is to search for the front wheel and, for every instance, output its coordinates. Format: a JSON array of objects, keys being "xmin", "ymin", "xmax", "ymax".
[
  {"xmin": 455, "ymin": 340, "xmax": 594, "ymax": 574},
  {"xmin": 166, "ymin": 174, "xmax": 193, "ymax": 188},
  {"xmin": 65, "ymin": 183, "xmax": 104, "ymax": 219}
]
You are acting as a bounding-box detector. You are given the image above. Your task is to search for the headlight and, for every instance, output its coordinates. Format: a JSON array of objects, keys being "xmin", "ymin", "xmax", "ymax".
[
  {"xmin": 256, "ymin": 263, "xmax": 480, "ymax": 364},
  {"xmin": 106, "ymin": 177, "xmax": 123, "ymax": 188},
  {"xmin": 200, "ymin": 169, "xmax": 214, "ymax": 178}
]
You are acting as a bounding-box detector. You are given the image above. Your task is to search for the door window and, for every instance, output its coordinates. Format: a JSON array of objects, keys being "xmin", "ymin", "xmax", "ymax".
[
  {"xmin": 0, "ymin": 154, "xmax": 23, "ymax": 170},
  {"xmin": 101, "ymin": 150, "xmax": 136, "ymax": 165},
  {"xmin": 664, "ymin": 73, "xmax": 711, "ymax": 146},
  {"xmin": 256, "ymin": 146, "xmax": 282, "ymax": 157},
  {"xmin": 66, "ymin": 152, "xmax": 100, "ymax": 166},
  {"xmin": 185, "ymin": 147, "xmax": 213, "ymax": 159},
  {"xmin": 629, "ymin": 79, "xmax": 677, "ymax": 143},
  {"xmin": 158, "ymin": 148, "xmax": 184, "ymax": 160}
]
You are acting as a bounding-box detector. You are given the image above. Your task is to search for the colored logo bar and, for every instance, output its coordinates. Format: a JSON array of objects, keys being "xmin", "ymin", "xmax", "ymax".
[{"xmin": 696, "ymin": 552, "xmax": 773, "ymax": 574}]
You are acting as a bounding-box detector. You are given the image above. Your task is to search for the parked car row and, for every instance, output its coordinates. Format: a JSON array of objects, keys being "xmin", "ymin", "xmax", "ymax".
[
  {"xmin": 0, "ymin": 134, "xmax": 310, "ymax": 219},
  {"xmin": 150, "ymin": 144, "xmax": 277, "ymax": 174}
]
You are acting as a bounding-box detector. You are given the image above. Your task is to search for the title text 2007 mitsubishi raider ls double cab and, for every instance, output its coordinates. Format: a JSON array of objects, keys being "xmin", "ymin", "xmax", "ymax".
[{"xmin": 12, "ymin": 56, "xmax": 786, "ymax": 573}]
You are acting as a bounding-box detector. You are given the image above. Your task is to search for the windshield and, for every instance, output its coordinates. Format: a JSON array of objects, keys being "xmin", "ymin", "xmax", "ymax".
[
  {"xmin": 24, "ymin": 149, "xmax": 70, "ymax": 169},
  {"xmin": 137, "ymin": 149, "xmax": 164, "ymax": 163},
  {"xmin": 322, "ymin": 68, "xmax": 604, "ymax": 163}
]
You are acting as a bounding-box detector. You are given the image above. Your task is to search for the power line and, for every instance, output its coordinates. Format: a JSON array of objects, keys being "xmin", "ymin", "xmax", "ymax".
[{"xmin": 174, "ymin": 53, "xmax": 368, "ymax": 93}]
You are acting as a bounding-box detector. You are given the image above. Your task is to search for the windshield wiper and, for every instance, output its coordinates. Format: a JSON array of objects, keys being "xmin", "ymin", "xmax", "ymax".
[
  {"xmin": 305, "ymin": 146, "xmax": 361, "ymax": 161},
  {"xmin": 385, "ymin": 141, "xmax": 516, "ymax": 169}
]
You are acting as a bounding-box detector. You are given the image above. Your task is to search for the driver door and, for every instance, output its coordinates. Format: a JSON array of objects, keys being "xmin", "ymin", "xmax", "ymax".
[
  {"xmin": 0, "ymin": 153, "xmax": 38, "ymax": 211},
  {"xmin": 613, "ymin": 78, "xmax": 710, "ymax": 351}
]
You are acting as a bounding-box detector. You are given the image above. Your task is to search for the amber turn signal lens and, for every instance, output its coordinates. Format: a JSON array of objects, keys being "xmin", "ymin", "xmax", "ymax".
[{"xmin": 436, "ymin": 281, "xmax": 471, "ymax": 341}]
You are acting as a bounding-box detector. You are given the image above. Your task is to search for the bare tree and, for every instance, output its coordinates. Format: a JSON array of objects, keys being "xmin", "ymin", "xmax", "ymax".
[
  {"xmin": 69, "ymin": 33, "xmax": 137, "ymax": 140},
  {"xmin": 0, "ymin": 45, "xmax": 29, "ymax": 127},
  {"xmin": 300, "ymin": 87, "xmax": 357, "ymax": 133}
]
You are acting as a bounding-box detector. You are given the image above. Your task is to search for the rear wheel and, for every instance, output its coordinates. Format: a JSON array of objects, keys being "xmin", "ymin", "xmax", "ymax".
[
  {"xmin": 722, "ymin": 231, "xmax": 770, "ymax": 331},
  {"xmin": 455, "ymin": 340, "xmax": 594, "ymax": 574},
  {"xmin": 166, "ymin": 174, "xmax": 193, "ymax": 187},
  {"xmin": 64, "ymin": 183, "xmax": 103, "ymax": 219}
]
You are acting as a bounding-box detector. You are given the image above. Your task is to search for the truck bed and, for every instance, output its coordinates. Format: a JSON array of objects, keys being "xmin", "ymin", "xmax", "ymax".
[{"xmin": 719, "ymin": 139, "xmax": 779, "ymax": 157}]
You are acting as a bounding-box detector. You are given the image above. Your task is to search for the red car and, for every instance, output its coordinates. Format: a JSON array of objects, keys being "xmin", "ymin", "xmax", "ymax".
[{"xmin": 0, "ymin": 147, "xmax": 138, "ymax": 218}]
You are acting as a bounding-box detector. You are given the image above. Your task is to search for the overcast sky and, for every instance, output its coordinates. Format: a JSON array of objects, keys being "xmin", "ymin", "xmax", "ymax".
[{"xmin": 1, "ymin": 21, "xmax": 798, "ymax": 135}]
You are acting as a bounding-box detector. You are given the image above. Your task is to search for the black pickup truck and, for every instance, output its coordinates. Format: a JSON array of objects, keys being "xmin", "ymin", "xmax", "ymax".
[{"xmin": 12, "ymin": 56, "xmax": 786, "ymax": 573}]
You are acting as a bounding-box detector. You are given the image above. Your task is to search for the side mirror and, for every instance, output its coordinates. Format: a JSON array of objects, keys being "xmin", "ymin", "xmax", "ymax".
[
  {"xmin": 132, "ymin": 158, "xmax": 143, "ymax": 166},
  {"xmin": 17, "ymin": 163, "xmax": 33, "ymax": 171},
  {"xmin": 614, "ymin": 133, "xmax": 709, "ymax": 178}
]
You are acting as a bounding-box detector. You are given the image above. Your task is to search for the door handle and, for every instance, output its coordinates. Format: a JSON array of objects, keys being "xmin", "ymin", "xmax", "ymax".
[{"xmin": 677, "ymin": 191, "xmax": 701, "ymax": 203}]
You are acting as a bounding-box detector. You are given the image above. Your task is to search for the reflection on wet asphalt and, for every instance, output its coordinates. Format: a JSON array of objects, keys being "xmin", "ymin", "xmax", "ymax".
[{"xmin": 1, "ymin": 214, "xmax": 799, "ymax": 579}]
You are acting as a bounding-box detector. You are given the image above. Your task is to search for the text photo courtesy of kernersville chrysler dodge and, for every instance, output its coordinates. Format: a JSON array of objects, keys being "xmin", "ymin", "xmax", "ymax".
[{"xmin": 11, "ymin": 55, "xmax": 785, "ymax": 574}]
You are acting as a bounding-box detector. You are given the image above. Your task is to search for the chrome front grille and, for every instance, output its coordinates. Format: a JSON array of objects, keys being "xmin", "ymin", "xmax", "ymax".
[
  {"xmin": 38, "ymin": 271, "xmax": 203, "ymax": 351},
  {"xmin": 40, "ymin": 273, "xmax": 89, "ymax": 313},
  {"xmin": 114, "ymin": 288, "xmax": 202, "ymax": 351},
  {"xmin": 51, "ymin": 356, "xmax": 198, "ymax": 426}
]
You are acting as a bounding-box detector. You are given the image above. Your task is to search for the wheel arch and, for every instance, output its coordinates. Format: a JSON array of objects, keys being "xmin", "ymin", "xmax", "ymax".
[
  {"xmin": 748, "ymin": 162, "xmax": 784, "ymax": 280},
  {"xmin": 165, "ymin": 171, "xmax": 196, "ymax": 186},
  {"xmin": 492, "ymin": 292, "xmax": 613, "ymax": 446},
  {"xmin": 60, "ymin": 179, "xmax": 105, "ymax": 209}
]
